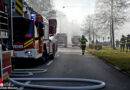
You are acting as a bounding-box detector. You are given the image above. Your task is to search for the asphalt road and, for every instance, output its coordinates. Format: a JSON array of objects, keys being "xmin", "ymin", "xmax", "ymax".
[{"xmin": 15, "ymin": 46, "xmax": 130, "ymax": 90}]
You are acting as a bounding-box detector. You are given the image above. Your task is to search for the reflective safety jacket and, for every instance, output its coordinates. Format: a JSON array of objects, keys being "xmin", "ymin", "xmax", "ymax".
[
  {"xmin": 80, "ymin": 38, "xmax": 88, "ymax": 46},
  {"xmin": 127, "ymin": 36, "xmax": 130, "ymax": 44},
  {"xmin": 120, "ymin": 38, "xmax": 126, "ymax": 45}
]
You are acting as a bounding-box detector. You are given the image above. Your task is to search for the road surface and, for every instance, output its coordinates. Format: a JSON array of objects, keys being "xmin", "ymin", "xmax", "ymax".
[{"xmin": 16, "ymin": 46, "xmax": 130, "ymax": 90}]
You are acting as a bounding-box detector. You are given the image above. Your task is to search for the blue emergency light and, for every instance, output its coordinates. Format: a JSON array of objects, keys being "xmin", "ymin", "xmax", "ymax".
[
  {"xmin": 31, "ymin": 14, "xmax": 36, "ymax": 20},
  {"xmin": 31, "ymin": 14, "xmax": 36, "ymax": 18}
]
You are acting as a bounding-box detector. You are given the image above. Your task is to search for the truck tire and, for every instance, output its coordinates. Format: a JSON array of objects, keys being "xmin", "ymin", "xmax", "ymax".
[
  {"xmin": 41, "ymin": 47, "xmax": 47, "ymax": 63},
  {"xmin": 40, "ymin": 54, "xmax": 46, "ymax": 63},
  {"xmin": 50, "ymin": 45, "xmax": 55, "ymax": 59},
  {"xmin": 64, "ymin": 45, "xmax": 67, "ymax": 48},
  {"xmin": 50, "ymin": 54, "xmax": 54, "ymax": 59},
  {"xmin": 40, "ymin": 49, "xmax": 47, "ymax": 63}
]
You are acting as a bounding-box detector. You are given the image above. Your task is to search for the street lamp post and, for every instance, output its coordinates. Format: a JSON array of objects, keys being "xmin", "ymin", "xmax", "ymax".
[
  {"xmin": 60, "ymin": 14, "xmax": 61, "ymax": 33},
  {"xmin": 59, "ymin": 6, "xmax": 65, "ymax": 33}
]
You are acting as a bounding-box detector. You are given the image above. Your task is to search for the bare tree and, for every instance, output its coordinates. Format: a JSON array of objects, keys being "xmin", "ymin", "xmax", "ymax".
[
  {"xmin": 81, "ymin": 16, "xmax": 92, "ymax": 43},
  {"xmin": 25, "ymin": 0, "xmax": 56, "ymax": 18},
  {"xmin": 95, "ymin": 0, "xmax": 130, "ymax": 49},
  {"xmin": 81, "ymin": 15, "xmax": 100, "ymax": 44}
]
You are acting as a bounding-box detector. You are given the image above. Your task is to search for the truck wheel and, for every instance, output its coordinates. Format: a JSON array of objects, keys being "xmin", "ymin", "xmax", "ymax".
[
  {"xmin": 41, "ymin": 48, "xmax": 47, "ymax": 63},
  {"xmin": 50, "ymin": 46, "xmax": 55, "ymax": 59},
  {"xmin": 40, "ymin": 54, "xmax": 46, "ymax": 63},
  {"xmin": 44, "ymin": 49, "xmax": 47, "ymax": 61},
  {"xmin": 50, "ymin": 54, "xmax": 54, "ymax": 59},
  {"xmin": 64, "ymin": 45, "xmax": 67, "ymax": 48}
]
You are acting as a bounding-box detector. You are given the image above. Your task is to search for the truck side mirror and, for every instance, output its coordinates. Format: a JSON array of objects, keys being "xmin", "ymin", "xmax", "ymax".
[
  {"xmin": 49, "ymin": 19, "xmax": 57, "ymax": 35},
  {"xmin": 49, "ymin": 26, "xmax": 55, "ymax": 36}
]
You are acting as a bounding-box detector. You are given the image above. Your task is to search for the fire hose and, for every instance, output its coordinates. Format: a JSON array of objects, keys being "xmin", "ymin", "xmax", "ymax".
[
  {"xmin": 11, "ymin": 70, "xmax": 48, "ymax": 77},
  {"xmin": 0, "ymin": 43, "xmax": 106, "ymax": 89},
  {"xmin": 9, "ymin": 78, "xmax": 105, "ymax": 90},
  {"xmin": 8, "ymin": 70, "xmax": 106, "ymax": 90}
]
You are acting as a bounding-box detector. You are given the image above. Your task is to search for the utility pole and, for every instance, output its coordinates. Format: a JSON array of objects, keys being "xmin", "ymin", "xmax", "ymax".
[
  {"xmin": 59, "ymin": 6, "xmax": 65, "ymax": 33},
  {"xmin": 60, "ymin": 14, "xmax": 61, "ymax": 33}
]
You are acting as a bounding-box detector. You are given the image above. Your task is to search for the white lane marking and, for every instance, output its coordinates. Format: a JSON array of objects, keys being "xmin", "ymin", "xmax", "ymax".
[
  {"xmin": 57, "ymin": 54, "xmax": 60, "ymax": 57},
  {"xmin": 58, "ymin": 49, "xmax": 81, "ymax": 53},
  {"xmin": 55, "ymin": 52, "xmax": 60, "ymax": 57},
  {"xmin": 47, "ymin": 60, "xmax": 54, "ymax": 66},
  {"xmin": 19, "ymin": 81, "xmax": 31, "ymax": 90}
]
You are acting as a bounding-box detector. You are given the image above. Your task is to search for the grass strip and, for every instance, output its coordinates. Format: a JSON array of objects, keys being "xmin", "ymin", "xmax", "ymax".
[{"xmin": 87, "ymin": 46, "xmax": 130, "ymax": 74}]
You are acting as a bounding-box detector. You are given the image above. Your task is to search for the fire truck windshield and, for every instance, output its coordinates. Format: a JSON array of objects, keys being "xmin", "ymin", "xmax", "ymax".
[
  {"xmin": 56, "ymin": 36, "xmax": 66, "ymax": 41},
  {"xmin": 13, "ymin": 18, "xmax": 34, "ymax": 43}
]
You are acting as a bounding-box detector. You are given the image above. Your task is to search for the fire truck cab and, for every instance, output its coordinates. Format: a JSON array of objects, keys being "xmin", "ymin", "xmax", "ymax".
[
  {"xmin": 13, "ymin": 17, "xmax": 44, "ymax": 59},
  {"xmin": 12, "ymin": 0, "xmax": 57, "ymax": 61}
]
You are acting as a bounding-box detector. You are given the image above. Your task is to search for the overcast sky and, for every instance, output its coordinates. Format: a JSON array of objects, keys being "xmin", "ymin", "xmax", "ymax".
[
  {"xmin": 53, "ymin": 0, "xmax": 95, "ymax": 43},
  {"xmin": 53, "ymin": 0, "xmax": 130, "ymax": 40},
  {"xmin": 53, "ymin": 0, "xmax": 95, "ymax": 24}
]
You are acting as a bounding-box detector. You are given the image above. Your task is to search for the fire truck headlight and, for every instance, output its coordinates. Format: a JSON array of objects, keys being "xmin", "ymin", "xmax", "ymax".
[{"xmin": 25, "ymin": 51, "xmax": 32, "ymax": 55}]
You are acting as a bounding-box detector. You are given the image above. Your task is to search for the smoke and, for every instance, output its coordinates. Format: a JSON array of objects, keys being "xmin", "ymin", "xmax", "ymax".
[{"xmin": 56, "ymin": 11, "xmax": 82, "ymax": 44}]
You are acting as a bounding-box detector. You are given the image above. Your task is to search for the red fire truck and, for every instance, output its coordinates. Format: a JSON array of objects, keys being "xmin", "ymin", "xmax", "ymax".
[
  {"xmin": 55, "ymin": 33, "xmax": 68, "ymax": 48},
  {"xmin": 0, "ymin": 0, "xmax": 12, "ymax": 83},
  {"xmin": 71, "ymin": 36, "xmax": 81, "ymax": 47},
  {"xmin": 12, "ymin": 0, "xmax": 57, "ymax": 61}
]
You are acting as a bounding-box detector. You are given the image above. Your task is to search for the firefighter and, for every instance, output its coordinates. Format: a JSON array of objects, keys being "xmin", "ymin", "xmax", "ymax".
[
  {"xmin": 120, "ymin": 35, "xmax": 126, "ymax": 52},
  {"xmin": 126, "ymin": 34, "xmax": 130, "ymax": 52},
  {"xmin": 80, "ymin": 35, "xmax": 88, "ymax": 55}
]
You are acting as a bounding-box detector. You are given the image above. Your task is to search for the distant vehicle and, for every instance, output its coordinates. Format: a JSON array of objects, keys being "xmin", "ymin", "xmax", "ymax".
[
  {"xmin": 55, "ymin": 33, "xmax": 67, "ymax": 47},
  {"xmin": 98, "ymin": 41, "xmax": 110, "ymax": 46},
  {"xmin": 71, "ymin": 36, "xmax": 81, "ymax": 47}
]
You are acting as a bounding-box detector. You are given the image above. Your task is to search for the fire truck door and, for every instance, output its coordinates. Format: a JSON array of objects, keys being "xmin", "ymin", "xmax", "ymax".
[
  {"xmin": 0, "ymin": 45, "xmax": 3, "ymax": 82},
  {"xmin": 0, "ymin": 45, "xmax": 12, "ymax": 81}
]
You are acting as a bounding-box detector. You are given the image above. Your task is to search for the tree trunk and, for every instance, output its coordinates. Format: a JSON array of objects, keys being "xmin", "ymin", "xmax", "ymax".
[
  {"xmin": 110, "ymin": 21, "xmax": 112, "ymax": 47},
  {"xmin": 111, "ymin": 0, "xmax": 116, "ymax": 49},
  {"xmin": 92, "ymin": 22, "xmax": 95, "ymax": 44},
  {"xmin": 89, "ymin": 27, "xmax": 91, "ymax": 44}
]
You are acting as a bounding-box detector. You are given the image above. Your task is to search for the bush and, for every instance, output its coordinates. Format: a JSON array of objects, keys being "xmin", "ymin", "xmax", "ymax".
[
  {"xmin": 89, "ymin": 44, "xmax": 102, "ymax": 50},
  {"xmin": 95, "ymin": 45, "xmax": 102, "ymax": 50}
]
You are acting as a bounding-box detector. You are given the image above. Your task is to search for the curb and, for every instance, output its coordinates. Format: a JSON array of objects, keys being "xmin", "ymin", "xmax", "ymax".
[
  {"xmin": 103, "ymin": 60, "xmax": 130, "ymax": 77},
  {"xmin": 88, "ymin": 52, "xmax": 130, "ymax": 78}
]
